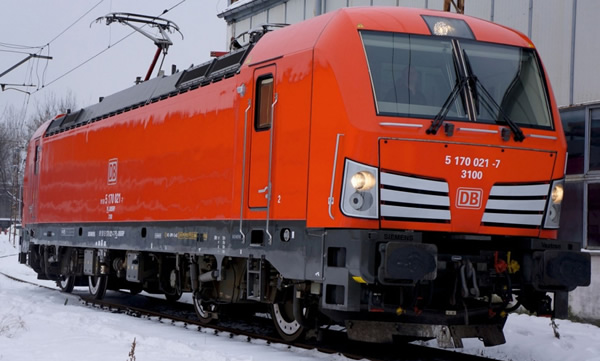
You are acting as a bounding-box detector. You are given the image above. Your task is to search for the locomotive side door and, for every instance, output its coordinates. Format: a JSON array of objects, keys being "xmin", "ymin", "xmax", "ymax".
[{"xmin": 248, "ymin": 65, "xmax": 277, "ymax": 209}]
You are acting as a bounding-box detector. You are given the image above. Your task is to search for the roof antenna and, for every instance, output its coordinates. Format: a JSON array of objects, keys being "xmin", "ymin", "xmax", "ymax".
[{"xmin": 93, "ymin": 12, "xmax": 184, "ymax": 81}]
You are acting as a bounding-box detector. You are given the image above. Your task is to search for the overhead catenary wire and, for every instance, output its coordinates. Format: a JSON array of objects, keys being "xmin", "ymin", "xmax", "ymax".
[
  {"xmin": 30, "ymin": 0, "xmax": 187, "ymax": 95},
  {"xmin": 1, "ymin": 1, "xmax": 107, "ymax": 87},
  {"xmin": 0, "ymin": 0, "xmax": 107, "ymax": 114},
  {"xmin": 0, "ymin": 42, "xmax": 43, "ymax": 50},
  {"xmin": 0, "ymin": 1, "xmax": 106, "ymax": 52},
  {"xmin": 43, "ymin": 0, "xmax": 106, "ymax": 49},
  {"xmin": 1, "ymin": 0, "xmax": 189, "ymax": 130},
  {"xmin": 0, "ymin": 49, "xmax": 42, "ymax": 56}
]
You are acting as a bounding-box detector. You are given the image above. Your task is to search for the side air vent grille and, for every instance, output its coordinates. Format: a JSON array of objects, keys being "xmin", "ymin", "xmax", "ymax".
[{"xmin": 176, "ymin": 61, "xmax": 214, "ymax": 88}]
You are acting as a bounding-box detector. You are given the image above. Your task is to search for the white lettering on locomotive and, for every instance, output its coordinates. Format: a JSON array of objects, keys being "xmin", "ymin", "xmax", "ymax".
[
  {"xmin": 107, "ymin": 158, "xmax": 118, "ymax": 185},
  {"xmin": 456, "ymin": 187, "xmax": 483, "ymax": 209}
]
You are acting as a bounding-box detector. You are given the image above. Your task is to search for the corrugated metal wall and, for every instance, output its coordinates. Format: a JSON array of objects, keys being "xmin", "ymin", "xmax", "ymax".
[{"xmin": 224, "ymin": 0, "xmax": 600, "ymax": 107}]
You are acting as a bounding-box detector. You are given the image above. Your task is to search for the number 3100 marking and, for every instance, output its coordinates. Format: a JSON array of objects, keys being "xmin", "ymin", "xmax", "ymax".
[{"xmin": 461, "ymin": 170, "xmax": 483, "ymax": 179}]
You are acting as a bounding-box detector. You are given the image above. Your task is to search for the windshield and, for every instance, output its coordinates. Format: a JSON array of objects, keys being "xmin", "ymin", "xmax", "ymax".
[
  {"xmin": 461, "ymin": 41, "xmax": 552, "ymax": 128},
  {"xmin": 361, "ymin": 31, "xmax": 553, "ymax": 129}
]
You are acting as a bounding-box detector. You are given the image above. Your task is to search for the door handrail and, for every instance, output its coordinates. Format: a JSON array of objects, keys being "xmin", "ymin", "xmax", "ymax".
[
  {"xmin": 239, "ymin": 99, "xmax": 251, "ymax": 244},
  {"xmin": 265, "ymin": 93, "xmax": 278, "ymax": 245}
]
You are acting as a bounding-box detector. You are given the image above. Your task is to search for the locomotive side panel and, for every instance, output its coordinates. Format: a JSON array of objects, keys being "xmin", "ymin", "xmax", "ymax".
[
  {"xmin": 32, "ymin": 59, "xmax": 315, "ymax": 227},
  {"xmin": 35, "ymin": 85, "xmax": 240, "ymax": 224},
  {"xmin": 305, "ymin": 10, "xmax": 382, "ymax": 229}
]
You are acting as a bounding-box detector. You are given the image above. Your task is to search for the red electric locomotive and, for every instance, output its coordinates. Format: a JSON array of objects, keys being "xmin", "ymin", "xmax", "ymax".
[{"xmin": 19, "ymin": 7, "xmax": 590, "ymax": 347}]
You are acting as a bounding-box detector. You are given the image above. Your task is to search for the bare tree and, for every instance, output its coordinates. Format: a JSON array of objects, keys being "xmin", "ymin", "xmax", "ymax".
[
  {"xmin": 0, "ymin": 91, "xmax": 78, "ymax": 221},
  {"xmin": 26, "ymin": 90, "xmax": 78, "ymax": 139},
  {"xmin": 0, "ymin": 105, "xmax": 26, "ymax": 219}
]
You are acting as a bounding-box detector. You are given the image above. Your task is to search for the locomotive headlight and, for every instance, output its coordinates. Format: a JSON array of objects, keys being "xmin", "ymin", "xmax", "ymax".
[
  {"xmin": 433, "ymin": 21, "xmax": 452, "ymax": 36},
  {"xmin": 551, "ymin": 183, "xmax": 564, "ymax": 204},
  {"xmin": 341, "ymin": 160, "xmax": 379, "ymax": 219},
  {"xmin": 351, "ymin": 171, "xmax": 376, "ymax": 191},
  {"xmin": 422, "ymin": 16, "xmax": 475, "ymax": 39},
  {"xmin": 544, "ymin": 179, "xmax": 565, "ymax": 229}
]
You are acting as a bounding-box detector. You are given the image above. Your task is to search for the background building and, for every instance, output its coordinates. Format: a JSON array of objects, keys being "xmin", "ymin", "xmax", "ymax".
[{"xmin": 219, "ymin": 0, "xmax": 600, "ymax": 321}]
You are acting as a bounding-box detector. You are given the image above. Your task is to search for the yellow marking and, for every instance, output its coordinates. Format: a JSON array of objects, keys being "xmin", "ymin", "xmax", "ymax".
[
  {"xmin": 177, "ymin": 232, "xmax": 198, "ymax": 240},
  {"xmin": 352, "ymin": 276, "xmax": 367, "ymax": 284},
  {"xmin": 507, "ymin": 251, "xmax": 520, "ymax": 274}
]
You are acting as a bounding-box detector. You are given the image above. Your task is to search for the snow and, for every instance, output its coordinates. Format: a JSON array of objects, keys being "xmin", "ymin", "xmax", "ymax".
[{"xmin": 1, "ymin": 232, "xmax": 599, "ymax": 361}]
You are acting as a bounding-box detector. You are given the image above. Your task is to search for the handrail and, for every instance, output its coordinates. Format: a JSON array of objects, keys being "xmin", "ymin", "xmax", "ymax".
[
  {"xmin": 265, "ymin": 93, "xmax": 278, "ymax": 245},
  {"xmin": 239, "ymin": 99, "xmax": 251, "ymax": 244},
  {"xmin": 328, "ymin": 133, "xmax": 344, "ymax": 220}
]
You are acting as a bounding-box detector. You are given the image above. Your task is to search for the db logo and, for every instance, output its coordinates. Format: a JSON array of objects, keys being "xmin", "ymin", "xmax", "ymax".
[
  {"xmin": 107, "ymin": 158, "xmax": 118, "ymax": 185},
  {"xmin": 456, "ymin": 188, "xmax": 483, "ymax": 209}
]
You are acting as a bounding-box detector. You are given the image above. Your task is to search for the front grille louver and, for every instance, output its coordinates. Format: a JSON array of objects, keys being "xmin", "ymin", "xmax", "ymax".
[
  {"xmin": 482, "ymin": 184, "xmax": 549, "ymax": 228},
  {"xmin": 380, "ymin": 172, "xmax": 451, "ymax": 223},
  {"xmin": 380, "ymin": 172, "xmax": 550, "ymax": 228}
]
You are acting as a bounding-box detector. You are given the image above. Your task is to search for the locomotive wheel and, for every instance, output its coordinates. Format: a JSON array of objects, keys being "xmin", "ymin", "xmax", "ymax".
[
  {"xmin": 128, "ymin": 284, "xmax": 143, "ymax": 295},
  {"xmin": 192, "ymin": 294, "xmax": 215, "ymax": 324},
  {"xmin": 165, "ymin": 289, "xmax": 182, "ymax": 302},
  {"xmin": 57, "ymin": 275, "xmax": 75, "ymax": 293},
  {"xmin": 88, "ymin": 275, "xmax": 108, "ymax": 300},
  {"xmin": 271, "ymin": 296, "xmax": 305, "ymax": 342}
]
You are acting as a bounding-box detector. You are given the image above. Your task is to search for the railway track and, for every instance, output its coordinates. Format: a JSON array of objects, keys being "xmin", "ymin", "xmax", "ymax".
[{"xmin": 0, "ymin": 270, "xmax": 498, "ymax": 361}]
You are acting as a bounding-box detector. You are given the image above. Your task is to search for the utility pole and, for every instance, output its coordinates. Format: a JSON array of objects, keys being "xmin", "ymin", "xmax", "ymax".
[
  {"xmin": 0, "ymin": 53, "xmax": 52, "ymax": 93},
  {"xmin": 0, "ymin": 53, "xmax": 52, "ymax": 79},
  {"xmin": 8, "ymin": 148, "xmax": 22, "ymax": 247}
]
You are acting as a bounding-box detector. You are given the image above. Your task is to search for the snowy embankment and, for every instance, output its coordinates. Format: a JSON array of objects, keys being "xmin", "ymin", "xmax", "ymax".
[{"xmin": 1, "ymin": 232, "xmax": 599, "ymax": 361}]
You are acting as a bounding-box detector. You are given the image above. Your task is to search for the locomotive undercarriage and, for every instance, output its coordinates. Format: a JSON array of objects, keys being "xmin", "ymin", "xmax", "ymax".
[{"xmin": 19, "ymin": 222, "xmax": 590, "ymax": 347}]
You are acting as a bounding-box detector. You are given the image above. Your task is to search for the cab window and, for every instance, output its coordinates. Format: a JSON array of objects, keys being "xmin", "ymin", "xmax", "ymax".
[{"xmin": 255, "ymin": 76, "xmax": 274, "ymax": 130}]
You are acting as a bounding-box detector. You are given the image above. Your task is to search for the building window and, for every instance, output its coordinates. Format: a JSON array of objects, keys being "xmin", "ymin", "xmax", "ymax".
[
  {"xmin": 560, "ymin": 104, "xmax": 600, "ymax": 249},
  {"xmin": 588, "ymin": 183, "xmax": 600, "ymax": 248},
  {"xmin": 561, "ymin": 107, "xmax": 585, "ymax": 175},
  {"xmin": 590, "ymin": 108, "xmax": 600, "ymax": 172}
]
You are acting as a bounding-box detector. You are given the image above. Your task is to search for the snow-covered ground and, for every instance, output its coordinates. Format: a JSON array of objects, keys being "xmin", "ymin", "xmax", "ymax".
[{"xmin": 1, "ymin": 232, "xmax": 599, "ymax": 361}]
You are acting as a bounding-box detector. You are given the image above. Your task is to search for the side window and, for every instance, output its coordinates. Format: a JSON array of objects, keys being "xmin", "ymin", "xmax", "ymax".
[
  {"xmin": 255, "ymin": 75, "xmax": 274, "ymax": 130},
  {"xmin": 588, "ymin": 183, "xmax": 600, "ymax": 248},
  {"xmin": 560, "ymin": 107, "xmax": 585, "ymax": 175},
  {"xmin": 589, "ymin": 108, "xmax": 600, "ymax": 171}
]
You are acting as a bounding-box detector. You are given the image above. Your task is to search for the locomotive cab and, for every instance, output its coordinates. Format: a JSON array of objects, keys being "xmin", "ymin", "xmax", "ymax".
[{"xmin": 301, "ymin": 8, "xmax": 590, "ymax": 347}]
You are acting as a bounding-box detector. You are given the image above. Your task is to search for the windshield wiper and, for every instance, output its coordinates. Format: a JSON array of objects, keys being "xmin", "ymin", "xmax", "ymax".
[
  {"xmin": 473, "ymin": 82, "xmax": 525, "ymax": 142},
  {"xmin": 426, "ymin": 76, "xmax": 469, "ymax": 135},
  {"xmin": 462, "ymin": 50, "xmax": 525, "ymax": 142},
  {"xmin": 428, "ymin": 40, "xmax": 473, "ymax": 136},
  {"xmin": 428, "ymin": 49, "xmax": 526, "ymax": 142}
]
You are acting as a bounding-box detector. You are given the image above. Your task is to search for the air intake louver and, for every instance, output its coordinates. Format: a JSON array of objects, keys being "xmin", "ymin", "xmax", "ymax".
[
  {"xmin": 380, "ymin": 172, "xmax": 451, "ymax": 223},
  {"xmin": 482, "ymin": 184, "xmax": 549, "ymax": 227}
]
